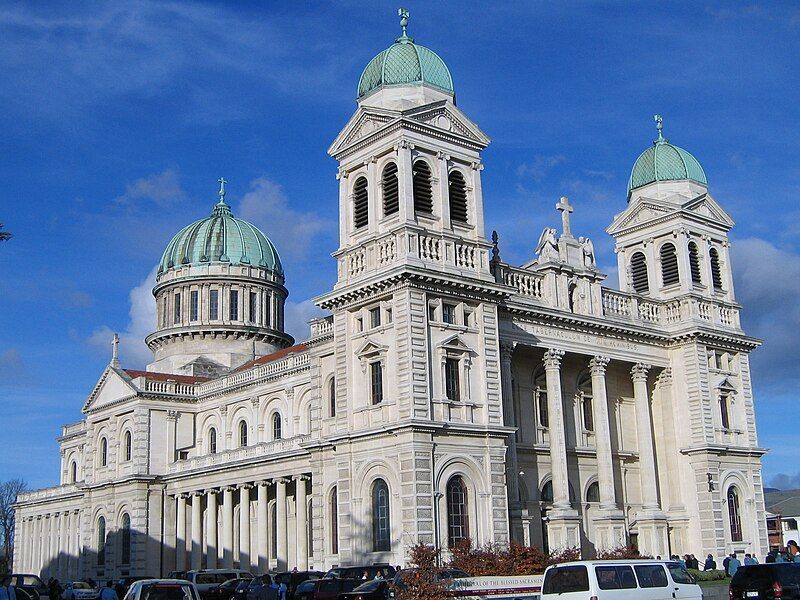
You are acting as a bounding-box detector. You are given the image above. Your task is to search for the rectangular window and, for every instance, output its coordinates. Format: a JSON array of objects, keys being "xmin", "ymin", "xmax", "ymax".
[
  {"xmin": 249, "ymin": 291, "xmax": 258, "ymax": 323},
  {"xmin": 370, "ymin": 307, "xmax": 381, "ymax": 328},
  {"xmin": 542, "ymin": 566, "xmax": 589, "ymax": 595},
  {"xmin": 444, "ymin": 357, "xmax": 460, "ymax": 401},
  {"xmin": 720, "ymin": 393, "xmax": 730, "ymax": 429},
  {"xmin": 370, "ymin": 361, "xmax": 384, "ymax": 405},
  {"xmin": 428, "ymin": 304, "xmax": 437, "ymax": 322},
  {"xmin": 229, "ymin": 290, "xmax": 239, "ymax": 321},
  {"xmin": 634, "ymin": 564, "xmax": 668, "ymax": 588},
  {"xmin": 264, "ymin": 293, "xmax": 271, "ymax": 326},
  {"xmin": 442, "ymin": 303, "xmax": 456, "ymax": 324},
  {"xmin": 537, "ymin": 390, "xmax": 549, "ymax": 428},
  {"xmin": 463, "ymin": 308, "xmax": 473, "ymax": 327},
  {"xmin": 595, "ymin": 566, "xmax": 638, "ymax": 590},
  {"xmin": 210, "ymin": 289, "xmax": 219, "ymax": 320},
  {"xmin": 582, "ymin": 395, "xmax": 594, "ymax": 431},
  {"xmin": 173, "ymin": 293, "xmax": 181, "ymax": 324},
  {"xmin": 190, "ymin": 290, "xmax": 199, "ymax": 321},
  {"xmin": 162, "ymin": 297, "xmax": 168, "ymax": 327}
]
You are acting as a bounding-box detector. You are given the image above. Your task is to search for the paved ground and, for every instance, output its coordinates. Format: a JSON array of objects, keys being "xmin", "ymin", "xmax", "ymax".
[{"xmin": 702, "ymin": 584, "xmax": 729, "ymax": 600}]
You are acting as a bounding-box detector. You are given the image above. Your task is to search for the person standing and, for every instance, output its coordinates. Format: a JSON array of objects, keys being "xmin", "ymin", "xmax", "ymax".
[
  {"xmin": 788, "ymin": 540, "xmax": 800, "ymax": 562},
  {"xmin": 0, "ymin": 576, "xmax": 18, "ymax": 600},
  {"xmin": 728, "ymin": 553, "xmax": 742, "ymax": 577},
  {"xmin": 723, "ymin": 554, "xmax": 731, "ymax": 573},
  {"xmin": 744, "ymin": 553, "xmax": 758, "ymax": 566},
  {"xmin": 99, "ymin": 582, "xmax": 118, "ymax": 600},
  {"xmin": 703, "ymin": 554, "xmax": 717, "ymax": 571}
]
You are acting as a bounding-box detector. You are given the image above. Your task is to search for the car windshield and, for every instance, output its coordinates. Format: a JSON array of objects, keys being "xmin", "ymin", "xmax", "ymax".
[
  {"xmin": 667, "ymin": 562, "xmax": 695, "ymax": 585},
  {"xmin": 295, "ymin": 582, "xmax": 314, "ymax": 593},
  {"xmin": 542, "ymin": 566, "xmax": 590, "ymax": 594},
  {"xmin": 73, "ymin": 583, "xmax": 92, "ymax": 590},
  {"xmin": 352, "ymin": 580, "xmax": 383, "ymax": 592},
  {"xmin": 141, "ymin": 584, "xmax": 195, "ymax": 600}
]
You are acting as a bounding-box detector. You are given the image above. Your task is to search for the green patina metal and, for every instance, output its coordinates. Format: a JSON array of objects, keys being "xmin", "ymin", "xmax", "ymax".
[
  {"xmin": 628, "ymin": 115, "xmax": 708, "ymax": 195},
  {"xmin": 357, "ymin": 9, "xmax": 454, "ymax": 98},
  {"xmin": 158, "ymin": 179, "xmax": 283, "ymax": 276}
]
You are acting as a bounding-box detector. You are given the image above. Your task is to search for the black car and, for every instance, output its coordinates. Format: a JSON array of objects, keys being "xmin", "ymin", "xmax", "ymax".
[
  {"xmin": 324, "ymin": 567, "xmax": 396, "ymax": 582},
  {"xmin": 244, "ymin": 575, "xmax": 275, "ymax": 600},
  {"xmin": 336, "ymin": 579, "xmax": 389, "ymax": 600},
  {"xmin": 273, "ymin": 572, "xmax": 325, "ymax": 599},
  {"xmin": 233, "ymin": 579, "xmax": 255, "ymax": 600},
  {"xmin": 207, "ymin": 579, "xmax": 250, "ymax": 600},
  {"xmin": 730, "ymin": 563, "xmax": 800, "ymax": 599},
  {"xmin": 293, "ymin": 578, "xmax": 360, "ymax": 600},
  {"xmin": 9, "ymin": 574, "xmax": 49, "ymax": 600}
]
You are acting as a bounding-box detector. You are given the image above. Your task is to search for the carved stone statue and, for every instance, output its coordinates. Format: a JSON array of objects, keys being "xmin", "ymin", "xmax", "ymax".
[
  {"xmin": 535, "ymin": 227, "xmax": 559, "ymax": 262},
  {"xmin": 579, "ymin": 236, "xmax": 596, "ymax": 268}
]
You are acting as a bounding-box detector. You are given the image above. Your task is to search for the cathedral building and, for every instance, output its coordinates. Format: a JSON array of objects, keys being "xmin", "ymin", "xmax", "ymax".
[{"xmin": 14, "ymin": 12, "xmax": 767, "ymax": 581}]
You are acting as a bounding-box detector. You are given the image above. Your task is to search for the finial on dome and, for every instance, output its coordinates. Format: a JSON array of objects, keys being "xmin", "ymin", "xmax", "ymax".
[
  {"xmin": 397, "ymin": 7, "xmax": 412, "ymax": 41},
  {"xmin": 111, "ymin": 332, "xmax": 120, "ymax": 368},
  {"xmin": 213, "ymin": 177, "xmax": 233, "ymax": 216},
  {"xmin": 654, "ymin": 114, "xmax": 666, "ymax": 144},
  {"xmin": 218, "ymin": 177, "xmax": 228, "ymax": 201}
]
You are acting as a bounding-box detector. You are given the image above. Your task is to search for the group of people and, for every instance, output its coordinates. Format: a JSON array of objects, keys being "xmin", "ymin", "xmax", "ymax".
[
  {"xmin": 765, "ymin": 539, "xmax": 800, "ymax": 564},
  {"xmin": 662, "ymin": 539, "xmax": 800, "ymax": 578}
]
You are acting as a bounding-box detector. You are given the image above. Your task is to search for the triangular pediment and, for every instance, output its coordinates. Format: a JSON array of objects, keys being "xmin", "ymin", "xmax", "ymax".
[
  {"xmin": 608, "ymin": 192, "xmax": 735, "ymax": 236},
  {"xmin": 683, "ymin": 194, "xmax": 735, "ymax": 228},
  {"xmin": 82, "ymin": 366, "xmax": 139, "ymax": 413},
  {"xmin": 607, "ymin": 197, "xmax": 677, "ymax": 235},
  {"xmin": 717, "ymin": 377, "xmax": 737, "ymax": 391},
  {"xmin": 437, "ymin": 333, "xmax": 474, "ymax": 354},
  {"xmin": 355, "ymin": 338, "xmax": 389, "ymax": 358},
  {"xmin": 402, "ymin": 101, "xmax": 490, "ymax": 146},
  {"xmin": 328, "ymin": 106, "xmax": 398, "ymax": 156}
]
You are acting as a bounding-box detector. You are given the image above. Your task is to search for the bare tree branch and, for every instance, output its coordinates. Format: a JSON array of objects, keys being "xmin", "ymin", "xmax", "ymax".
[{"xmin": 0, "ymin": 479, "xmax": 27, "ymax": 569}]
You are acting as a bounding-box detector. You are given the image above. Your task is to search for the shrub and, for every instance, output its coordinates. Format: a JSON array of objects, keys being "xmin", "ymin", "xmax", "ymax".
[
  {"xmin": 448, "ymin": 539, "xmax": 581, "ymax": 576},
  {"xmin": 394, "ymin": 544, "xmax": 448, "ymax": 600},
  {"xmin": 688, "ymin": 568, "xmax": 726, "ymax": 582},
  {"xmin": 595, "ymin": 545, "xmax": 652, "ymax": 560}
]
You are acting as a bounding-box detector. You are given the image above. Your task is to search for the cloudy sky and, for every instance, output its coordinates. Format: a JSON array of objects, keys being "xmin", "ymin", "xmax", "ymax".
[{"xmin": 1, "ymin": 1, "xmax": 799, "ymax": 490}]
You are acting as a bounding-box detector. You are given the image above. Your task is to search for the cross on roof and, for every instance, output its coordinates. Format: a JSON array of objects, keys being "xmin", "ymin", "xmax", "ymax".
[
  {"xmin": 556, "ymin": 196, "xmax": 573, "ymax": 237},
  {"xmin": 218, "ymin": 177, "xmax": 227, "ymax": 201}
]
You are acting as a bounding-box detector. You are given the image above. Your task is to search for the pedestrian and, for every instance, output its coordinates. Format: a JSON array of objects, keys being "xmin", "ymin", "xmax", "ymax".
[
  {"xmin": 690, "ymin": 554, "xmax": 699, "ymax": 570},
  {"xmin": 277, "ymin": 581, "xmax": 287, "ymax": 600},
  {"xmin": 728, "ymin": 553, "xmax": 741, "ymax": 577},
  {"xmin": 703, "ymin": 554, "xmax": 716, "ymax": 571},
  {"xmin": 744, "ymin": 553, "xmax": 758, "ymax": 566},
  {"xmin": 99, "ymin": 582, "xmax": 118, "ymax": 600},
  {"xmin": 723, "ymin": 554, "xmax": 731, "ymax": 573},
  {"xmin": 0, "ymin": 576, "xmax": 17, "ymax": 600},
  {"xmin": 788, "ymin": 540, "xmax": 800, "ymax": 562}
]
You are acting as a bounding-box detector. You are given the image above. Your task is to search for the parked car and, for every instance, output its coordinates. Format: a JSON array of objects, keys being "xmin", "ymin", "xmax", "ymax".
[
  {"xmin": 231, "ymin": 580, "xmax": 253, "ymax": 600},
  {"xmin": 166, "ymin": 574, "xmax": 187, "ymax": 583},
  {"xmin": 185, "ymin": 571, "xmax": 253, "ymax": 598},
  {"xmin": 123, "ymin": 580, "xmax": 200, "ymax": 600},
  {"xmin": 541, "ymin": 560, "xmax": 701, "ymax": 600},
  {"xmin": 324, "ymin": 567, "xmax": 396, "ymax": 582},
  {"xmin": 62, "ymin": 582, "xmax": 99, "ymax": 600},
  {"xmin": 9, "ymin": 574, "xmax": 49, "ymax": 600},
  {"xmin": 335, "ymin": 579, "xmax": 390, "ymax": 600},
  {"xmin": 206, "ymin": 578, "xmax": 250, "ymax": 600},
  {"xmin": 730, "ymin": 563, "xmax": 800, "ymax": 599},
  {"xmin": 116, "ymin": 577, "xmax": 158, "ymax": 598},
  {"xmin": 293, "ymin": 578, "xmax": 360, "ymax": 600},
  {"xmin": 244, "ymin": 575, "xmax": 274, "ymax": 600},
  {"xmin": 273, "ymin": 572, "xmax": 324, "ymax": 599}
]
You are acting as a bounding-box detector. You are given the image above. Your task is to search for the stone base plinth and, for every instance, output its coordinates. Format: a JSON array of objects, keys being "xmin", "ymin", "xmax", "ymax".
[
  {"xmin": 636, "ymin": 511, "xmax": 669, "ymax": 558},
  {"xmin": 593, "ymin": 509, "xmax": 627, "ymax": 551},
  {"xmin": 546, "ymin": 508, "xmax": 582, "ymax": 550}
]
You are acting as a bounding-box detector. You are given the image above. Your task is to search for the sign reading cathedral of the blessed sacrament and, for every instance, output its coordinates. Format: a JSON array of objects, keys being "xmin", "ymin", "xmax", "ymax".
[{"xmin": 15, "ymin": 11, "xmax": 768, "ymax": 581}]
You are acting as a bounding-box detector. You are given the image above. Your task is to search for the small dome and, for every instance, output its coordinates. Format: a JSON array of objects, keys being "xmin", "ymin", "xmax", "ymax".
[
  {"xmin": 628, "ymin": 116, "xmax": 707, "ymax": 195},
  {"xmin": 358, "ymin": 11, "xmax": 453, "ymax": 99},
  {"xmin": 158, "ymin": 194, "xmax": 282, "ymax": 277}
]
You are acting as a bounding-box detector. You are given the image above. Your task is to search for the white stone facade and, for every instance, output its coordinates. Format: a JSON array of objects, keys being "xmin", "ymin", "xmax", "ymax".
[{"xmin": 14, "ymin": 28, "xmax": 768, "ymax": 581}]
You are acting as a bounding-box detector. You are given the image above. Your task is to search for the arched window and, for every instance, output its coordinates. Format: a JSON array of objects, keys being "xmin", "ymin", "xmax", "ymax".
[
  {"xmin": 382, "ymin": 162, "xmax": 399, "ymax": 216},
  {"xmin": 412, "ymin": 160, "xmax": 433, "ymax": 215},
  {"xmin": 120, "ymin": 513, "xmax": 131, "ymax": 564},
  {"xmin": 100, "ymin": 437, "xmax": 108, "ymax": 467},
  {"xmin": 586, "ymin": 481, "xmax": 600, "ymax": 503},
  {"xmin": 578, "ymin": 372, "xmax": 593, "ymax": 432},
  {"xmin": 353, "ymin": 177, "xmax": 369, "ymax": 229},
  {"xmin": 124, "ymin": 430, "xmax": 132, "ymax": 462},
  {"xmin": 330, "ymin": 486, "xmax": 339, "ymax": 554},
  {"xmin": 728, "ymin": 487, "xmax": 743, "ymax": 542},
  {"xmin": 70, "ymin": 461, "xmax": 77, "ymax": 483},
  {"xmin": 328, "ymin": 377, "xmax": 336, "ymax": 418},
  {"xmin": 710, "ymin": 247, "xmax": 724, "ymax": 291},
  {"xmin": 446, "ymin": 475, "xmax": 470, "ymax": 548},
  {"xmin": 239, "ymin": 420, "xmax": 248, "ymax": 447},
  {"xmin": 448, "ymin": 170, "xmax": 468, "ymax": 224},
  {"xmin": 272, "ymin": 413, "xmax": 282, "ymax": 440},
  {"xmin": 688, "ymin": 241, "xmax": 702, "ymax": 286},
  {"xmin": 372, "ymin": 479, "xmax": 391, "ymax": 552},
  {"xmin": 540, "ymin": 480, "xmax": 554, "ymax": 503},
  {"xmin": 660, "ymin": 243, "xmax": 680, "ymax": 286},
  {"xmin": 209, "ymin": 427, "xmax": 217, "ymax": 454},
  {"xmin": 97, "ymin": 516, "xmax": 106, "ymax": 566},
  {"xmin": 630, "ymin": 252, "xmax": 649, "ymax": 294}
]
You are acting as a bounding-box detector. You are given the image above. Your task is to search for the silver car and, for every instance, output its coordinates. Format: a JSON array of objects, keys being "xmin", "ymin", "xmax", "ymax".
[
  {"xmin": 123, "ymin": 580, "xmax": 201, "ymax": 600},
  {"xmin": 62, "ymin": 583, "xmax": 99, "ymax": 600}
]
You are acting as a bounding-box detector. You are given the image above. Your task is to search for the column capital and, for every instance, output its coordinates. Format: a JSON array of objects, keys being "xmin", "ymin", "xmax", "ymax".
[
  {"xmin": 499, "ymin": 340, "xmax": 516, "ymax": 363},
  {"xmin": 274, "ymin": 477, "xmax": 290, "ymax": 486},
  {"xmin": 166, "ymin": 410, "xmax": 181, "ymax": 422},
  {"xmin": 589, "ymin": 355, "xmax": 610, "ymax": 375},
  {"xmin": 543, "ymin": 348, "xmax": 565, "ymax": 370},
  {"xmin": 223, "ymin": 486, "xmax": 237, "ymax": 493},
  {"xmin": 239, "ymin": 483, "xmax": 254, "ymax": 491},
  {"xmin": 258, "ymin": 479, "xmax": 272, "ymax": 488},
  {"xmin": 293, "ymin": 474, "xmax": 311, "ymax": 483},
  {"xmin": 631, "ymin": 363, "xmax": 651, "ymax": 382},
  {"xmin": 191, "ymin": 490, "xmax": 204, "ymax": 498},
  {"xmin": 656, "ymin": 367, "xmax": 673, "ymax": 386}
]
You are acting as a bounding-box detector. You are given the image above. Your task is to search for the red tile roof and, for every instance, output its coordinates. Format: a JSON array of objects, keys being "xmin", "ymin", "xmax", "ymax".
[
  {"xmin": 232, "ymin": 343, "xmax": 308, "ymax": 373},
  {"xmin": 123, "ymin": 369, "xmax": 211, "ymax": 384}
]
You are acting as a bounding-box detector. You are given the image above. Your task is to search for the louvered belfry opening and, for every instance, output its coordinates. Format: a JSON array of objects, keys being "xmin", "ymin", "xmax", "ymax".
[
  {"xmin": 710, "ymin": 247, "xmax": 724, "ymax": 291},
  {"xmin": 631, "ymin": 252, "xmax": 649, "ymax": 294},
  {"xmin": 688, "ymin": 241, "xmax": 702, "ymax": 286},
  {"xmin": 448, "ymin": 170, "xmax": 468, "ymax": 224},
  {"xmin": 353, "ymin": 176, "xmax": 369, "ymax": 229},
  {"xmin": 660, "ymin": 243, "xmax": 680, "ymax": 286},
  {"xmin": 382, "ymin": 162, "xmax": 399, "ymax": 216},
  {"xmin": 412, "ymin": 159, "xmax": 434, "ymax": 215}
]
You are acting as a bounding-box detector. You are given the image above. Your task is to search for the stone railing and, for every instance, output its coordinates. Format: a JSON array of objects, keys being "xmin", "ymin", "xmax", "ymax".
[
  {"xmin": 18, "ymin": 483, "xmax": 81, "ymax": 503},
  {"xmin": 61, "ymin": 421, "xmax": 86, "ymax": 438},
  {"xmin": 501, "ymin": 266, "xmax": 545, "ymax": 300},
  {"xmin": 414, "ymin": 234, "xmax": 484, "ymax": 273},
  {"xmin": 143, "ymin": 379, "xmax": 197, "ymax": 396},
  {"xmin": 599, "ymin": 289, "xmax": 740, "ymax": 329},
  {"xmin": 309, "ymin": 316, "xmax": 334, "ymax": 338},
  {"xmin": 196, "ymin": 352, "xmax": 310, "ymax": 396},
  {"xmin": 168, "ymin": 435, "xmax": 311, "ymax": 474}
]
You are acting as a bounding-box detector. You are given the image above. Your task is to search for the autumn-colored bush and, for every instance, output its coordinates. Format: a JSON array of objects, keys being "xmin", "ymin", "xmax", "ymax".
[
  {"xmin": 595, "ymin": 545, "xmax": 651, "ymax": 560},
  {"xmin": 448, "ymin": 539, "xmax": 581, "ymax": 576},
  {"xmin": 394, "ymin": 544, "xmax": 448, "ymax": 600}
]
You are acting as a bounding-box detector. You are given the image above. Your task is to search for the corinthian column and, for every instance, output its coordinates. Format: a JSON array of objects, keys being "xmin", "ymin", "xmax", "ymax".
[
  {"xmin": 295, "ymin": 475, "xmax": 309, "ymax": 570},
  {"xmin": 176, "ymin": 495, "xmax": 187, "ymax": 571},
  {"xmin": 191, "ymin": 492, "xmax": 203, "ymax": 570},
  {"xmin": 257, "ymin": 481, "xmax": 269, "ymax": 573},
  {"xmin": 589, "ymin": 356, "xmax": 616, "ymax": 509},
  {"xmin": 238, "ymin": 484, "xmax": 252, "ymax": 571},
  {"xmin": 207, "ymin": 490, "xmax": 218, "ymax": 569},
  {"xmin": 222, "ymin": 487, "xmax": 234, "ymax": 568},
  {"xmin": 276, "ymin": 478, "xmax": 288, "ymax": 571}
]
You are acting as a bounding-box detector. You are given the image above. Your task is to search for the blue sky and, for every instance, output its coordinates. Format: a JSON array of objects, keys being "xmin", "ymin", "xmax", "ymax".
[{"xmin": 1, "ymin": 1, "xmax": 799, "ymax": 490}]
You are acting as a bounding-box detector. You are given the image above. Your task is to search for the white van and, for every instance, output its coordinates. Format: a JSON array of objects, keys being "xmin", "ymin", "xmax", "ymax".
[
  {"xmin": 541, "ymin": 560, "xmax": 702, "ymax": 600},
  {"xmin": 184, "ymin": 570, "xmax": 253, "ymax": 597}
]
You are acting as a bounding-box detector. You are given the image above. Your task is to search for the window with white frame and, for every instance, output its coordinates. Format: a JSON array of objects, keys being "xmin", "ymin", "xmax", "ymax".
[
  {"xmin": 370, "ymin": 361, "xmax": 384, "ymax": 405},
  {"xmin": 444, "ymin": 357, "xmax": 461, "ymax": 401},
  {"xmin": 369, "ymin": 307, "xmax": 381, "ymax": 328},
  {"xmin": 442, "ymin": 302, "xmax": 456, "ymax": 325}
]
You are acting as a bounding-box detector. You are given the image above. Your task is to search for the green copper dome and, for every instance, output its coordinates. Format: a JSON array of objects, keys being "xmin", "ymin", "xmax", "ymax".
[
  {"xmin": 158, "ymin": 188, "xmax": 283, "ymax": 277},
  {"xmin": 358, "ymin": 11, "xmax": 453, "ymax": 99},
  {"xmin": 628, "ymin": 116, "xmax": 707, "ymax": 195}
]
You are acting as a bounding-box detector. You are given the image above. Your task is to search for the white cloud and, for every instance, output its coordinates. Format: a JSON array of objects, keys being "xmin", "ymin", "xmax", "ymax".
[
  {"xmin": 236, "ymin": 177, "xmax": 330, "ymax": 261},
  {"xmin": 115, "ymin": 168, "xmax": 186, "ymax": 207},
  {"xmin": 284, "ymin": 300, "xmax": 327, "ymax": 343},
  {"xmin": 88, "ymin": 267, "xmax": 157, "ymax": 368},
  {"xmin": 516, "ymin": 154, "xmax": 566, "ymax": 182}
]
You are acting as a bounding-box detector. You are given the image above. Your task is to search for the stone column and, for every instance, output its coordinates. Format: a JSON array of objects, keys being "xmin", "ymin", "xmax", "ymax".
[
  {"xmin": 239, "ymin": 484, "xmax": 251, "ymax": 571},
  {"xmin": 206, "ymin": 490, "xmax": 218, "ymax": 569},
  {"xmin": 176, "ymin": 495, "xmax": 187, "ymax": 571},
  {"xmin": 499, "ymin": 341, "xmax": 522, "ymax": 543},
  {"xmin": 295, "ymin": 475, "xmax": 309, "ymax": 570},
  {"xmin": 276, "ymin": 478, "xmax": 288, "ymax": 571},
  {"xmin": 589, "ymin": 356, "xmax": 626, "ymax": 550},
  {"xmin": 59, "ymin": 510, "xmax": 69, "ymax": 579},
  {"xmin": 542, "ymin": 349, "xmax": 581, "ymax": 550},
  {"xmin": 32, "ymin": 517, "xmax": 40, "ymax": 577},
  {"xmin": 48, "ymin": 514, "xmax": 57, "ymax": 577},
  {"xmin": 191, "ymin": 492, "xmax": 203, "ymax": 570},
  {"xmin": 222, "ymin": 487, "xmax": 234, "ymax": 568},
  {"xmin": 631, "ymin": 362, "xmax": 668, "ymax": 557},
  {"xmin": 257, "ymin": 481, "xmax": 269, "ymax": 573},
  {"xmin": 17, "ymin": 517, "xmax": 27, "ymax": 573}
]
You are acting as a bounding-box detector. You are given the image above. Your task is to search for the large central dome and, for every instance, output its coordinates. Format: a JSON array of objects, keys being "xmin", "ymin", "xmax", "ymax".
[{"xmin": 357, "ymin": 10, "xmax": 453, "ymax": 99}]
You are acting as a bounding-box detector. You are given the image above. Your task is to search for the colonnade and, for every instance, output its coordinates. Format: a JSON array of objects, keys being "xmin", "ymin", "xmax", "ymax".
[
  {"xmin": 173, "ymin": 475, "xmax": 310, "ymax": 573},
  {"xmin": 16, "ymin": 509, "xmax": 81, "ymax": 580}
]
